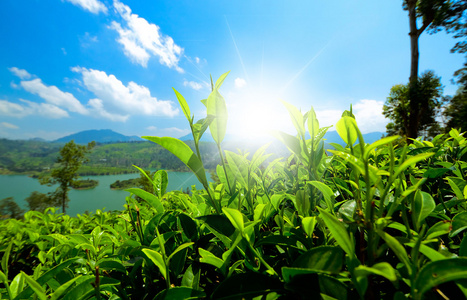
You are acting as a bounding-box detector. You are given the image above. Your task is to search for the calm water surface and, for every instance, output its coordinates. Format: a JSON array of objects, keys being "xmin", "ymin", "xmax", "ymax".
[{"xmin": 0, "ymin": 172, "xmax": 209, "ymax": 216}]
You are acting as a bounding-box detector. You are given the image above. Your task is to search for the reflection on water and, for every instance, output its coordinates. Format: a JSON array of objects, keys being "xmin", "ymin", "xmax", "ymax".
[{"xmin": 0, "ymin": 171, "xmax": 209, "ymax": 216}]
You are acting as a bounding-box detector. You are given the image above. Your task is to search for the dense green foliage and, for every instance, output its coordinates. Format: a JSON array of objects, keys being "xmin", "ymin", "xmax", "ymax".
[{"xmin": 1, "ymin": 75, "xmax": 467, "ymax": 299}]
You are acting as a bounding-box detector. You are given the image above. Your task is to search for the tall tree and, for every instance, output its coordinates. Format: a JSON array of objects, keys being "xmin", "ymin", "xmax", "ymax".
[
  {"xmin": 444, "ymin": 86, "xmax": 467, "ymax": 131},
  {"xmin": 25, "ymin": 191, "xmax": 55, "ymax": 212},
  {"xmin": 402, "ymin": 0, "xmax": 466, "ymax": 138},
  {"xmin": 0, "ymin": 197, "xmax": 24, "ymax": 219},
  {"xmin": 41, "ymin": 140, "xmax": 95, "ymax": 214},
  {"xmin": 383, "ymin": 71, "xmax": 444, "ymax": 137}
]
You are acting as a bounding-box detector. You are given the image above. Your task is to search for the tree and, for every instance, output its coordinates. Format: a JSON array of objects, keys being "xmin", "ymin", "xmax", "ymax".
[
  {"xmin": 444, "ymin": 86, "xmax": 467, "ymax": 131},
  {"xmin": 25, "ymin": 191, "xmax": 55, "ymax": 212},
  {"xmin": 402, "ymin": 0, "xmax": 465, "ymax": 138},
  {"xmin": 0, "ymin": 197, "xmax": 24, "ymax": 219},
  {"xmin": 41, "ymin": 140, "xmax": 95, "ymax": 214},
  {"xmin": 383, "ymin": 71, "xmax": 444, "ymax": 137}
]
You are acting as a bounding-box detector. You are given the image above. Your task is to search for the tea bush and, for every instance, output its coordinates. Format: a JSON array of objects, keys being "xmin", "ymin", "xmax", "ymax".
[{"xmin": 1, "ymin": 73, "xmax": 467, "ymax": 299}]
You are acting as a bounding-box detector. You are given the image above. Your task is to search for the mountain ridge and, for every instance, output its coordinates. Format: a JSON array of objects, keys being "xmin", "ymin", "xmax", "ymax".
[{"xmin": 54, "ymin": 129, "xmax": 143, "ymax": 144}]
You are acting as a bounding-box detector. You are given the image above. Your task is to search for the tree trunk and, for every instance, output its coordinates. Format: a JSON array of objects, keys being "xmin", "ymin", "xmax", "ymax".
[{"xmin": 407, "ymin": 0, "xmax": 420, "ymax": 140}]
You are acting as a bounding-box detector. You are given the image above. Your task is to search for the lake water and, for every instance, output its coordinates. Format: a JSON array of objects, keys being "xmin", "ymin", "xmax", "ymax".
[{"xmin": 0, "ymin": 172, "xmax": 209, "ymax": 216}]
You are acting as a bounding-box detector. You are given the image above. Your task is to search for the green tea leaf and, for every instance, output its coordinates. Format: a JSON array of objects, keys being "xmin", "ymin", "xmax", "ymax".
[
  {"xmin": 318, "ymin": 207, "xmax": 354, "ymax": 257},
  {"xmin": 308, "ymin": 181, "xmax": 335, "ymax": 213},
  {"xmin": 307, "ymin": 107, "xmax": 319, "ymax": 140},
  {"xmin": 291, "ymin": 246, "xmax": 344, "ymax": 273},
  {"xmin": 142, "ymin": 249, "xmax": 167, "ymax": 279},
  {"xmin": 363, "ymin": 135, "xmax": 399, "ymax": 159},
  {"xmin": 414, "ymin": 258, "xmax": 467, "ymax": 299},
  {"xmin": 50, "ymin": 276, "xmax": 86, "ymax": 300},
  {"xmin": 125, "ymin": 188, "xmax": 165, "ymax": 213},
  {"xmin": 302, "ymin": 216, "xmax": 317, "ymax": 238},
  {"xmin": 393, "ymin": 152, "xmax": 435, "ymax": 179},
  {"xmin": 412, "ymin": 191, "xmax": 435, "ymax": 230},
  {"xmin": 168, "ymin": 242, "xmax": 194, "ymax": 263},
  {"xmin": 192, "ymin": 115, "xmax": 215, "ymax": 143},
  {"xmin": 207, "ymin": 88, "xmax": 228, "ymax": 144},
  {"xmin": 222, "ymin": 207, "xmax": 244, "ymax": 232},
  {"xmin": 273, "ymin": 130, "xmax": 305, "ymax": 162},
  {"xmin": 173, "ymin": 88, "xmax": 192, "ymax": 123},
  {"xmin": 447, "ymin": 177, "xmax": 466, "ymax": 200},
  {"xmin": 450, "ymin": 212, "xmax": 467, "ymax": 237},
  {"xmin": 154, "ymin": 170, "xmax": 168, "ymax": 198},
  {"xmin": 354, "ymin": 262, "xmax": 398, "ymax": 283},
  {"xmin": 336, "ymin": 116, "xmax": 358, "ymax": 145},
  {"xmin": 21, "ymin": 272, "xmax": 46, "ymax": 300},
  {"xmin": 142, "ymin": 136, "xmax": 207, "ymax": 186},
  {"xmin": 281, "ymin": 100, "xmax": 305, "ymax": 139},
  {"xmin": 376, "ymin": 229, "xmax": 412, "ymax": 275},
  {"xmin": 15, "ymin": 257, "xmax": 83, "ymax": 300},
  {"xmin": 214, "ymin": 71, "xmax": 230, "ymax": 90},
  {"xmin": 199, "ymin": 248, "xmax": 224, "ymax": 269}
]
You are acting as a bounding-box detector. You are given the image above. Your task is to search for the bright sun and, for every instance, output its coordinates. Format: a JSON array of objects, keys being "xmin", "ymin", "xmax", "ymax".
[{"xmin": 227, "ymin": 90, "xmax": 292, "ymax": 141}]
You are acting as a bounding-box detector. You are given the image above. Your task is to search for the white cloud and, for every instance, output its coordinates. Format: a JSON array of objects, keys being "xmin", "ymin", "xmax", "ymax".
[
  {"xmin": 0, "ymin": 122, "xmax": 19, "ymax": 129},
  {"xmin": 235, "ymin": 78, "xmax": 246, "ymax": 88},
  {"xmin": 80, "ymin": 32, "xmax": 99, "ymax": 48},
  {"xmin": 88, "ymin": 98, "xmax": 129, "ymax": 122},
  {"xmin": 183, "ymin": 80, "xmax": 204, "ymax": 91},
  {"xmin": 352, "ymin": 99, "xmax": 388, "ymax": 133},
  {"xmin": 158, "ymin": 127, "xmax": 190, "ymax": 137},
  {"xmin": 64, "ymin": 0, "xmax": 108, "ymax": 14},
  {"xmin": 195, "ymin": 57, "xmax": 200, "ymax": 64},
  {"xmin": 110, "ymin": 0, "xmax": 184, "ymax": 71},
  {"xmin": 316, "ymin": 99, "xmax": 388, "ymax": 134},
  {"xmin": 146, "ymin": 126, "xmax": 157, "ymax": 131},
  {"xmin": 72, "ymin": 66, "xmax": 179, "ymax": 119},
  {"xmin": 0, "ymin": 99, "xmax": 69, "ymax": 119},
  {"xmin": 20, "ymin": 78, "xmax": 88, "ymax": 115},
  {"xmin": 9, "ymin": 67, "xmax": 31, "ymax": 80}
]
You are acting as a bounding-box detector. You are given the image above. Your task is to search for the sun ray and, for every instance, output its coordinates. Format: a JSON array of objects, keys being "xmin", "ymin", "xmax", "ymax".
[{"xmin": 224, "ymin": 16, "xmax": 249, "ymax": 82}]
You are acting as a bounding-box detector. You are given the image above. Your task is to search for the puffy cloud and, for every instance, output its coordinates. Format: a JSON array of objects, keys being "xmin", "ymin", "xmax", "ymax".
[
  {"xmin": 0, "ymin": 99, "xmax": 69, "ymax": 119},
  {"xmin": 235, "ymin": 78, "xmax": 246, "ymax": 88},
  {"xmin": 64, "ymin": 0, "xmax": 108, "ymax": 14},
  {"xmin": 183, "ymin": 80, "xmax": 204, "ymax": 91},
  {"xmin": 88, "ymin": 98, "xmax": 129, "ymax": 122},
  {"xmin": 353, "ymin": 99, "xmax": 388, "ymax": 133},
  {"xmin": 8, "ymin": 67, "xmax": 31, "ymax": 80},
  {"xmin": 72, "ymin": 66, "xmax": 179, "ymax": 119},
  {"xmin": 110, "ymin": 0, "xmax": 183, "ymax": 71},
  {"xmin": 20, "ymin": 78, "xmax": 88, "ymax": 115},
  {"xmin": 316, "ymin": 99, "xmax": 388, "ymax": 134},
  {"xmin": 0, "ymin": 122, "xmax": 19, "ymax": 129}
]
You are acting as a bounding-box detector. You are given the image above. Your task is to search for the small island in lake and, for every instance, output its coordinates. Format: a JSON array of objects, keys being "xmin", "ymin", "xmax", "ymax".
[
  {"xmin": 110, "ymin": 178, "xmax": 140, "ymax": 190},
  {"xmin": 71, "ymin": 179, "xmax": 99, "ymax": 190}
]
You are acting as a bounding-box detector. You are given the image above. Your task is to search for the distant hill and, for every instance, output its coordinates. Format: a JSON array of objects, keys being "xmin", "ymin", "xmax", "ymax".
[{"xmin": 54, "ymin": 129, "xmax": 143, "ymax": 144}]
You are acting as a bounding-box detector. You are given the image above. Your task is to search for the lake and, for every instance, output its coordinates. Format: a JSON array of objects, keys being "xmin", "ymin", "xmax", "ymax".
[{"xmin": 0, "ymin": 172, "xmax": 210, "ymax": 216}]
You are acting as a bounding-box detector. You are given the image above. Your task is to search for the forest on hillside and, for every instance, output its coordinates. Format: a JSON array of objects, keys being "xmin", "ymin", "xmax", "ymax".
[{"xmin": 0, "ymin": 139, "xmax": 220, "ymax": 175}]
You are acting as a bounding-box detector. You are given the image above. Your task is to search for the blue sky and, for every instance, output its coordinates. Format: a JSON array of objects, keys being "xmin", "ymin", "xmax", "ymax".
[{"xmin": 0, "ymin": 0, "xmax": 464, "ymax": 141}]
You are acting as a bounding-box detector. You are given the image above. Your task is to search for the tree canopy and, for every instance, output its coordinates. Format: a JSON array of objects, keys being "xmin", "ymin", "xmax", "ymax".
[
  {"xmin": 41, "ymin": 140, "xmax": 95, "ymax": 214},
  {"xmin": 383, "ymin": 71, "xmax": 444, "ymax": 137}
]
